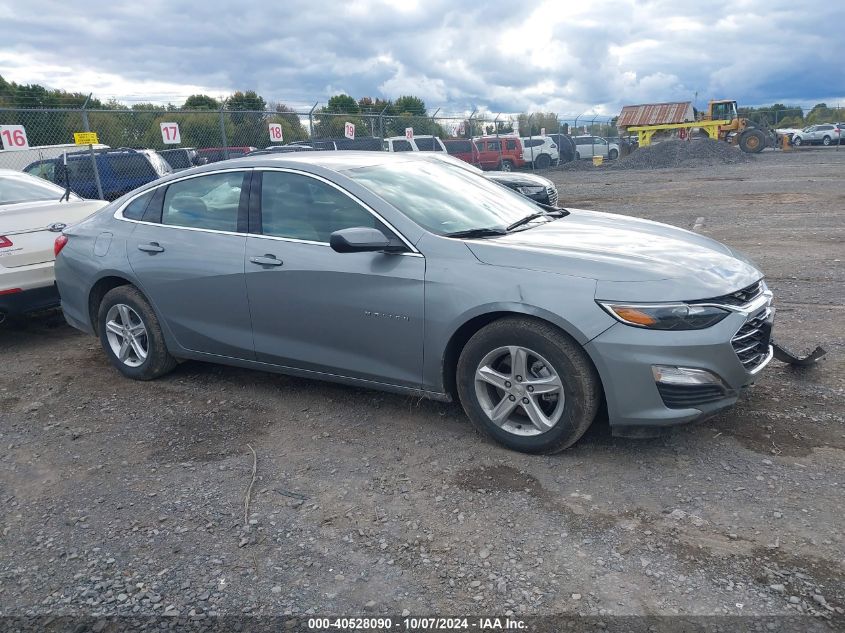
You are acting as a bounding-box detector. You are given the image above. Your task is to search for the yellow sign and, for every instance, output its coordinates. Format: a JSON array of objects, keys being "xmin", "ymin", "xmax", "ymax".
[{"xmin": 73, "ymin": 132, "xmax": 99, "ymax": 145}]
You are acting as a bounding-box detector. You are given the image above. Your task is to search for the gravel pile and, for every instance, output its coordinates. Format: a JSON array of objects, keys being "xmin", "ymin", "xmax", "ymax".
[{"xmin": 613, "ymin": 138, "xmax": 751, "ymax": 170}]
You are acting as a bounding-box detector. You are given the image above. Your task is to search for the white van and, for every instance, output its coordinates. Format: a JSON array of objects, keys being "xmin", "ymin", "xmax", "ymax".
[
  {"xmin": 0, "ymin": 143, "xmax": 109, "ymax": 172},
  {"xmin": 382, "ymin": 135, "xmax": 447, "ymax": 152}
]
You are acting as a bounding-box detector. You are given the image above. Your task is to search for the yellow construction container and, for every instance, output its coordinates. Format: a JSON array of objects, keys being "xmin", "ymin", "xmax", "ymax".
[{"xmin": 592, "ymin": 155, "xmax": 603, "ymax": 166}]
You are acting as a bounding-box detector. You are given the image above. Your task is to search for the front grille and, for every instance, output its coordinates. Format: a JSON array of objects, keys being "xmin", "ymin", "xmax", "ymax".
[
  {"xmin": 700, "ymin": 280, "xmax": 765, "ymax": 307},
  {"xmin": 657, "ymin": 383, "xmax": 727, "ymax": 409},
  {"xmin": 732, "ymin": 307, "xmax": 772, "ymax": 371},
  {"xmin": 546, "ymin": 186, "xmax": 559, "ymax": 206}
]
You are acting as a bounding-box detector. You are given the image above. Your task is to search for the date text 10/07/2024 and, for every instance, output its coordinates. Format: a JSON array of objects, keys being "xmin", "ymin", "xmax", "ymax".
[{"xmin": 307, "ymin": 617, "xmax": 528, "ymax": 631}]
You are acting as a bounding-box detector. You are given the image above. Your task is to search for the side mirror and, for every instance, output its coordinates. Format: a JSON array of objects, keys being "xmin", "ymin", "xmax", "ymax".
[{"xmin": 329, "ymin": 227, "xmax": 392, "ymax": 253}]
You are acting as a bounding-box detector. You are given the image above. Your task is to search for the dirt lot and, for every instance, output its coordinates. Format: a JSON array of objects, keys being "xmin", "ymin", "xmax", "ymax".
[{"xmin": 1, "ymin": 150, "xmax": 843, "ymax": 630}]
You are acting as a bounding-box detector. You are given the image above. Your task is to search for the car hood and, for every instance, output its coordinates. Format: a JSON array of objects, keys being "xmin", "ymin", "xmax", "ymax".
[
  {"xmin": 486, "ymin": 172, "xmax": 553, "ymax": 187},
  {"xmin": 465, "ymin": 208, "xmax": 762, "ymax": 301}
]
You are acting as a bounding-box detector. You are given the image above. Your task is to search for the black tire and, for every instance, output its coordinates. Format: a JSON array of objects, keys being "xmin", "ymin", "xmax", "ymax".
[
  {"xmin": 575, "ymin": 151, "xmax": 581, "ymax": 160},
  {"xmin": 822, "ymin": 136, "xmax": 831, "ymax": 146},
  {"xmin": 609, "ymin": 148, "xmax": 619, "ymax": 160},
  {"xmin": 456, "ymin": 317, "xmax": 601, "ymax": 454},
  {"xmin": 739, "ymin": 129, "xmax": 766, "ymax": 153},
  {"xmin": 535, "ymin": 153, "xmax": 551, "ymax": 169},
  {"xmin": 792, "ymin": 135, "xmax": 803, "ymax": 147},
  {"xmin": 500, "ymin": 160, "xmax": 513, "ymax": 172},
  {"xmin": 97, "ymin": 285, "xmax": 176, "ymax": 380}
]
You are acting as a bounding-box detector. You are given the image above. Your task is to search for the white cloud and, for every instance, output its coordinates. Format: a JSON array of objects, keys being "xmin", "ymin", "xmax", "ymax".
[{"xmin": 0, "ymin": 0, "xmax": 842, "ymax": 116}]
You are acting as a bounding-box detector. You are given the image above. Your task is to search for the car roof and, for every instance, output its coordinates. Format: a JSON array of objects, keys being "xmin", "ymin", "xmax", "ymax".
[{"xmin": 175, "ymin": 150, "xmax": 433, "ymax": 173}]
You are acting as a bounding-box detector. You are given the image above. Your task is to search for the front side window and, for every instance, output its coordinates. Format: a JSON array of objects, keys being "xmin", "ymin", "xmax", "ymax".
[
  {"xmin": 260, "ymin": 171, "xmax": 388, "ymax": 243},
  {"xmin": 487, "ymin": 140, "xmax": 501, "ymax": 151},
  {"xmin": 506, "ymin": 139, "xmax": 517, "ymax": 150},
  {"xmin": 162, "ymin": 171, "xmax": 245, "ymax": 231},
  {"xmin": 344, "ymin": 160, "xmax": 544, "ymax": 235}
]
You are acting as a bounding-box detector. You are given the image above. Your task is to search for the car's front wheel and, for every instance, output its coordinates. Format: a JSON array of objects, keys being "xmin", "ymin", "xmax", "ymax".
[
  {"xmin": 792, "ymin": 135, "xmax": 802, "ymax": 146},
  {"xmin": 822, "ymin": 136, "xmax": 831, "ymax": 146},
  {"xmin": 98, "ymin": 285, "xmax": 177, "ymax": 380},
  {"xmin": 456, "ymin": 317, "xmax": 600, "ymax": 453},
  {"xmin": 609, "ymin": 148, "xmax": 619, "ymax": 160}
]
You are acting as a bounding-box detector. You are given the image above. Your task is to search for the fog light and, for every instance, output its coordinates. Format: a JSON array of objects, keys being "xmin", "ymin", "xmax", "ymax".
[{"xmin": 652, "ymin": 365, "xmax": 723, "ymax": 386}]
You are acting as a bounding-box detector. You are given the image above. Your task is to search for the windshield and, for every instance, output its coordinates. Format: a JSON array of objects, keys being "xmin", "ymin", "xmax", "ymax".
[
  {"xmin": 344, "ymin": 159, "xmax": 543, "ymax": 235},
  {"xmin": 0, "ymin": 172, "xmax": 76, "ymax": 205}
]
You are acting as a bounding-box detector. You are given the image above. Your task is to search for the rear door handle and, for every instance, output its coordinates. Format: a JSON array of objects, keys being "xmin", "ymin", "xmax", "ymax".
[
  {"xmin": 137, "ymin": 242, "xmax": 165, "ymax": 253},
  {"xmin": 249, "ymin": 254, "xmax": 283, "ymax": 267}
]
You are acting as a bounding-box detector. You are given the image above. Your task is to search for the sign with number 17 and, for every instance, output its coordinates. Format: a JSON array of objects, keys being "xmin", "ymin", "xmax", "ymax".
[
  {"xmin": 160, "ymin": 122, "xmax": 181, "ymax": 144},
  {"xmin": 0, "ymin": 125, "xmax": 30, "ymax": 150}
]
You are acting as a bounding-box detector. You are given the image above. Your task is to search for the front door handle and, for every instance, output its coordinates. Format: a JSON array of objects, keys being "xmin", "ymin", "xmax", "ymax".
[
  {"xmin": 249, "ymin": 254, "xmax": 283, "ymax": 267},
  {"xmin": 137, "ymin": 242, "xmax": 165, "ymax": 253}
]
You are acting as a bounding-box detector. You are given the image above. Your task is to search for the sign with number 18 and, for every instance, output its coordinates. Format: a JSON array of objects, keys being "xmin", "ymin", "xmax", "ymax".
[{"xmin": 269, "ymin": 123, "xmax": 284, "ymax": 142}]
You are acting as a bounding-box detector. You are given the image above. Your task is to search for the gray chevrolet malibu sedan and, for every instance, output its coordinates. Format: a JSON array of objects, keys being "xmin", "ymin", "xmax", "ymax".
[{"xmin": 54, "ymin": 152, "xmax": 773, "ymax": 453}]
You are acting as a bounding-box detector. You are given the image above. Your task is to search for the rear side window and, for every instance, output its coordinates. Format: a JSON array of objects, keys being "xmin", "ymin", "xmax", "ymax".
[
  {"xmin": 24, "ymin": 161, "xmax": 56, "ymax": 182},
  {"xmin": 110, "ymin": 155, "xmax": 156, "ymax": 180},
  {"xmin": 474, "ymin": 141, "xmax": 485, "ymax": 152},
  {"xmin": 392, "ymin": 140, "xmax": 413, "ymax": 152},
  {"xmin": 162, "ymin": 171, "xmax": 246, "ymax": 232},
  {"xmin": 523, "ymin": 139, "xmax": 543, "ymax": 147},
  {"xmin": 506, "ymin": 139, "xmax": 517, "ymax": 150},
  {"xmin": 122, "ymin": 190, "xmax": 155, "ymax": 220},
  {"xmin": 487, "ymin": 140, "xmax": 501, "ymax": 151},
  {"xmin": 161, "ymin": 150, "xmax": 190, "ymax": 169},
  {"xmin": 446, "ymin": 140, "xmax": 472, "ymax": 153}
]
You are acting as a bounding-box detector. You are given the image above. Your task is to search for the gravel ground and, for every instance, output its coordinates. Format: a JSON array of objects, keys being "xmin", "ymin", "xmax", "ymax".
[{"xmin": 1, "ymin": 149, "xmax": 843, "ymax": 631}]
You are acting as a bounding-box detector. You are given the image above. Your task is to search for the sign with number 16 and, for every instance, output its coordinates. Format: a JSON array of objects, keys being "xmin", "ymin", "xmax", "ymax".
[{"xmin": 0, "ymin": 125, "xmax": 30, "ymax": 150}]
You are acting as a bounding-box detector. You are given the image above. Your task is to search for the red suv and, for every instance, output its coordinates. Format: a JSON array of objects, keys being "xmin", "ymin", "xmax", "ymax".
[
  {"xmin": 473, "ymin": 136, "xmax": 525, "ymax": 171},
  {"xmin": 443, "ymin": 139, "xmax": 481, "ymax": 167}
]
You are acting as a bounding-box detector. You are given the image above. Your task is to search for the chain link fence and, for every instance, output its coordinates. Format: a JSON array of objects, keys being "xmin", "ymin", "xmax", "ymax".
[{"xmin": 0, "ymin": 105, "xmax": 621, "ymax": 200}]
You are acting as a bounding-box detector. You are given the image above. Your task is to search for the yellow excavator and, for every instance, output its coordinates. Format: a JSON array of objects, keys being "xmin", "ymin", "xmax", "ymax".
[
  {"xmin": 701, "ymin": 99, "xmax": 773, "ymax": 153},
  {"xmin": 625, "ymin": 99, "xmax": 776, "ymax": 153}
]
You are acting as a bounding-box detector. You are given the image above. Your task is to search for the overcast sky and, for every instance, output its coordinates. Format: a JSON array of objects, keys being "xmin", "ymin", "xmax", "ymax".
[{"xmin": 1, "ymin": 0, "xmax": 842, "ymax": 115}]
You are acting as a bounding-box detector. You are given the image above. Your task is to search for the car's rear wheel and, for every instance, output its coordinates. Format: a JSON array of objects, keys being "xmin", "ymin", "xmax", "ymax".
[
  {"xmin": 609, "ymin": 148, "xmax": 619, "ymax": 160},
  {"xmin": 822, "ymin": 136, "xmax": 831, "ymax": 146},
  {"xmin": 456, "ymin": 317, "xmax": 600, "ymax": 453},
  {"xmin": 535, "ymin": 154, "xmax": 551, "ymax": 169},
  {"xmin": 98, "ymin": 286, "xmax": 176, "ymax": 380},
  {"xmin": 499, "ymin": 160, "xmax": 514, "ymax": 172}
]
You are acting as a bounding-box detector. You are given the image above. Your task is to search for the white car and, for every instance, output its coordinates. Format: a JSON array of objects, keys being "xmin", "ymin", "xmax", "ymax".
[
  {"xmin": 520, "ymin": 137, "xmax": 559, "ymax": 168},
  {"xmin": 383, "ymin": 135, "xmax": 447, "ymax": 152},
  {"xmin": 574, "ymin": 135, "xmax": 620, "ymax": 160},
  {"xmin": 790, "ymin": 124, "xmax": 843, "ymax": 146},
  {"xmin": 0, "ymin": 169, "xmax": 106, "ymax": 322}
]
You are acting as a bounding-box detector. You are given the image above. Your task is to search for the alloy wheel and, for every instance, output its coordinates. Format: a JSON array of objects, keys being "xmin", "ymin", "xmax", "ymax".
[
  {"xmin": 474, "ymin": 345, "xmax": 565, "ymax": 436},
  {"xmin": 105, "ymin": 304, "xmax": 149, "ymax": 368}
]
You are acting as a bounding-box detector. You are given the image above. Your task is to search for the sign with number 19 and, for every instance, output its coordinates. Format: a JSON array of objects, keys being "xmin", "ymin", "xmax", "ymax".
[
  {"xmin": 0, "ymin": 125, "xmax": 30, "ymax": 150},
  {"xmin": 344, "ymin": 122, "xmax": 355, "ymax": 140}
]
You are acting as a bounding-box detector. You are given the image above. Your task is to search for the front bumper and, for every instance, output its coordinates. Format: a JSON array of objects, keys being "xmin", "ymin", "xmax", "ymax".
[{"xmin": 585, "ymin": 294, "xmax": 774, "ymax": 428}]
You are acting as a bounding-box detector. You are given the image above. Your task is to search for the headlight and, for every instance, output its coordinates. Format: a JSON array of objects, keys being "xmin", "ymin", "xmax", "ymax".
[
  {"xmin": 598, "ymin": 302, "xmax": 730, "ymax": 330},
  {"xmin": 516, "ymin": 185, "xmax": 545, "ymax": 195}
]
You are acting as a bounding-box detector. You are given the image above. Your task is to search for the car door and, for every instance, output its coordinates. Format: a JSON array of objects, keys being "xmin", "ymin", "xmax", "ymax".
[
  {"xmin": 244, "ymin": 169, "xmax": 425, "ymax": 388},
  {"xmin": 125, "ymin": 169, "xmax": 255, "ymax": 360}
]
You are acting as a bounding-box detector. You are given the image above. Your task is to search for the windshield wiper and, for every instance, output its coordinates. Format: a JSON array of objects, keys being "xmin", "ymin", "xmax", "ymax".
[
  {"xmin": 444, "ymin": 227, "xmax": 508, "ymax": 239},
  {"xmin": 506, "ymin": 212, "xmax": 550, "ymax": 231}
]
